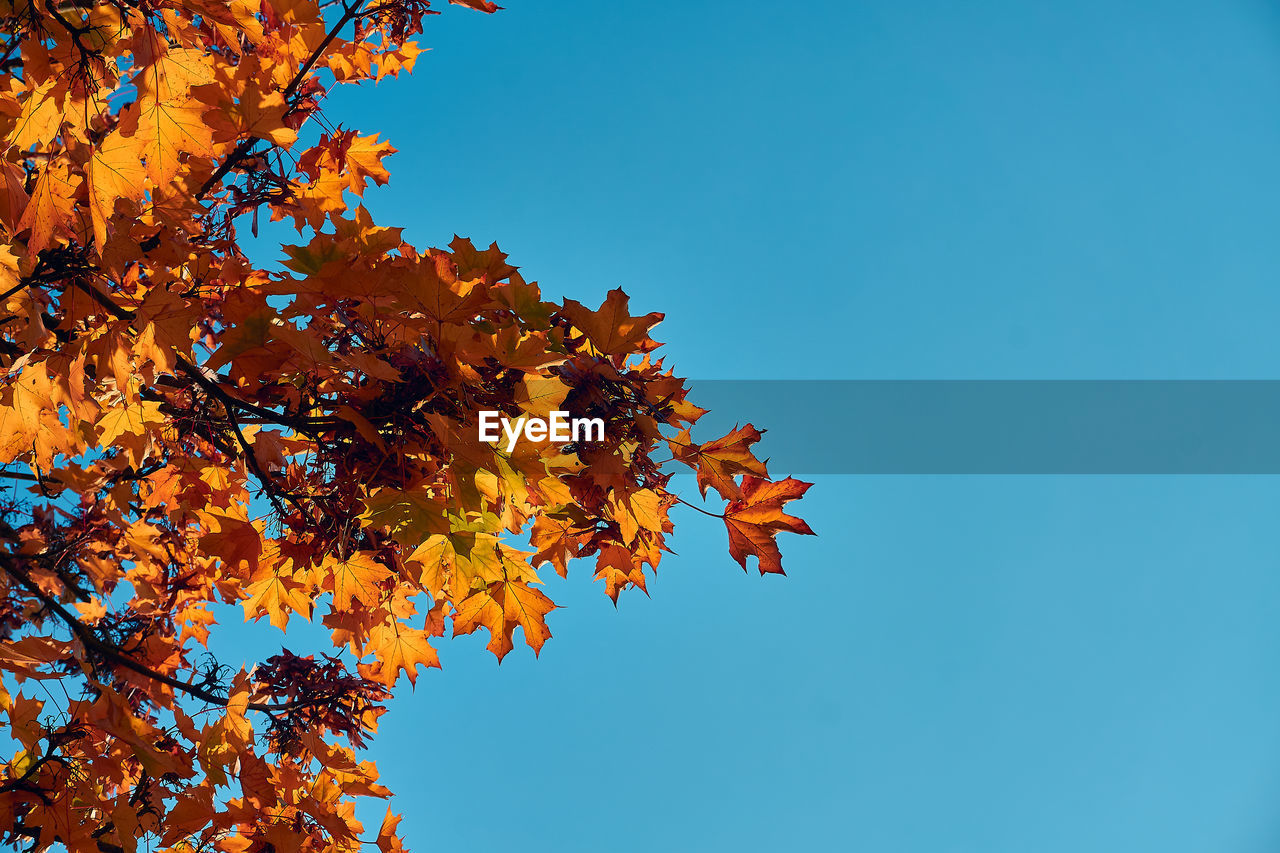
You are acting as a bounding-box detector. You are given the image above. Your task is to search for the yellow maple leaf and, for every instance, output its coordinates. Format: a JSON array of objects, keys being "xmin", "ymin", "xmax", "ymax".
[
  {"xmin": 121, "ymin": 96, "xmax": 215, "ymax": 184},
  {"xmin": 242, "ymin": 567, "xmax": 311, "ymax": 631},
  {"xmin": 12, "ymin": 80, "xmax": 64, "ymax": 150},
  {"xmin": 97, "ymin": 401, "xmax": 163, "ymax": 446},
  {"xmin": 612, "ymin": 487, "xmax": 666, "ymax": 545},
  {"xmin": 453, "ymin": 577, "xmax": 555, "ymax": 661},
  {"xmin": 15, "ymin": 159, "xmax": 76, "ymax": 255},
  {"xmin": 359, "ymin": 623, "xmax": 440, "ymax": 686},
  {"xmin": 220, "ymin": 87, "xmax": 297, "ymax": 147},
  {"xmin": 96, "ymin": 400, "xmax": 164, "ymax": 466},
  {"xmin": 135, "ymin": 48, "xmax": 215, "ymax": 102},
  {"xmin": 325, "ymin": 551, "xmax": 392, "ymax": 611},
  {"xmin": 88, "ymin": 130, "xmax": 148, "ymax": 250}
]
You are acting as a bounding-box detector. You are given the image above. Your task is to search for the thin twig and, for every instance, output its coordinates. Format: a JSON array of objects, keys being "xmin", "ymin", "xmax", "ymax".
[{"xmin": 0, "ymin": 555, "xmax": 332, "ymax": 715}]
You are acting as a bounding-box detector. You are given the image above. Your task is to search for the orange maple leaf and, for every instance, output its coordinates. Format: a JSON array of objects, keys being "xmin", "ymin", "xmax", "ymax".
[
  {"xmin": 216, "ymin": 87, "xmax": 298, "ymax": 147},
  {"xmin": 135, "ymin": 47, "xmax": 216, "ymax": 102},
  {"xmin": 560, "ymin": 288, "xmax": 664, "ymax": 357},
  {"xmin": 530, "ymin": 514, "xmax": 586, "ymax": 578},
  {"xmin": 723, "ymin": 476, "xmax": 816, "ymax": 575},
  {"xmin": 453, "ymin": 578, "xmax": 555, "ymax": 661},
  {"xmin": 376, "ymin": 809, "xmax": 405, "ymax": 853},
  {"xmin": 243, "ymin": 566, "xmax": 312, "ymax": 631},
  {"xmin": 88, "ymin": 130, "xmax": 148, "ymax": 250},
  {"xmin": 326, "ymin": 552, "xmax": 393, "ymax": 611},
  {"xmin": 15, "ymin": 159, "xmax": 76, "ymax": 255},
  {"xmin": 359, "ymin": 623, "xmax": 440, "ymax": 686},
  {"xmin": 449, "ymin": 0, "xmax": 502, "ymax": 11},
  {"xmin": 121, "ymin": 96, "xmax": 216, "ymax": 184},
  {"xmin": 672, "ymin": 424, "xmax": 770, "ymax": 499},
  {"xmin": 12, "ymin": 80, "xmax": 65, "ymax": 150},
  {"xmin": 593, "ymin": 543, "xmax": 649, "ymax": 602}
]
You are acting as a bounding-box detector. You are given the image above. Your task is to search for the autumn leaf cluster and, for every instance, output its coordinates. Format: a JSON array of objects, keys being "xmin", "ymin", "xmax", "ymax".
[{"xmin": 0, "ymin": 1, "xmax": 813, "ymax": 852}]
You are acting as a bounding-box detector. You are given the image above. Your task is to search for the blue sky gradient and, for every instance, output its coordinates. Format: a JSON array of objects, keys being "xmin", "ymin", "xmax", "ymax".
[{"xmin": 225, "ymin": 1, "xmax": 1280, "ymax": 850}]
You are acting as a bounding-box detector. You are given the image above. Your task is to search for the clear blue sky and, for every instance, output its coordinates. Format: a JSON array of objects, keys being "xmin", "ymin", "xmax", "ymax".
[{"xmin": 231, "ymin": 1, "xmax": 1280, "ymax": 850}]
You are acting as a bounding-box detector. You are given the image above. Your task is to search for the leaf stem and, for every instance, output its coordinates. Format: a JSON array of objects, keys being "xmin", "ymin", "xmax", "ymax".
[{"xmin": 673, "ymin": 496, "xmax": 725, "ymax": 519}]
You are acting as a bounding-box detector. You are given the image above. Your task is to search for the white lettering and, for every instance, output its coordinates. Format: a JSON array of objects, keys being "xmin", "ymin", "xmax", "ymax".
[
  {"xmin": 573, "ymin": 416, "xmax": 604, "ymax": 442},
  {"xmin": 502, "ymin": 416, "xmax": 525, "ymax": 453},
  {"xmin": 478, "ymin": 411, "xmax": 500, "ymax": 442},
  {"xmin": 549, "ymin": 410, "xmax": 571, "ymax": 442},
  {"xmin": 478, "ymin": 411, "xmax": 605, "ymax": 450}
]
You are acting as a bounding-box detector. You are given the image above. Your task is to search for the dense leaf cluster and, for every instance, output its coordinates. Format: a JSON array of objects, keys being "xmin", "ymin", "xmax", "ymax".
[{"xmin": 0, "ymin": 1, "xmax": 812, "ymax": 851}]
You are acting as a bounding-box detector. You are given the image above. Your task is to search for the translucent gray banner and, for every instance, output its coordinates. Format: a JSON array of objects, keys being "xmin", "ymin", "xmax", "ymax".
[{"xmin": 685, "ymin": 381, "xmax": 1280, "ymax": 474}]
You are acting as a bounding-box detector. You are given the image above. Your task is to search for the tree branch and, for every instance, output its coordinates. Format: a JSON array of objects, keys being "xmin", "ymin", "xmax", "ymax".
[
  {"xmin": 194, "ymin": 0, "xmax": 366, "ymax": 201},
  {"xmin": 0, "ymin": 554, "xmax": 332, "ymax": 715},
  {"xmin": 67, "ymin": 277, "xmax": 338, "ymax": 433}
]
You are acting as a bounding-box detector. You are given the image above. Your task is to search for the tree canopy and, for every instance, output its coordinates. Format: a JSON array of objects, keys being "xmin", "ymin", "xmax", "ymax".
[{"xmin": 0, "ymin": 2, "xmax": 813, "ymax": 851}]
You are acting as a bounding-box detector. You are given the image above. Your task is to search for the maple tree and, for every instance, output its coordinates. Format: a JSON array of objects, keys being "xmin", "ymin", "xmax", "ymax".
[{"xmin": 0, "ymin": 1, "xmax": 814, "ymax": 851}]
